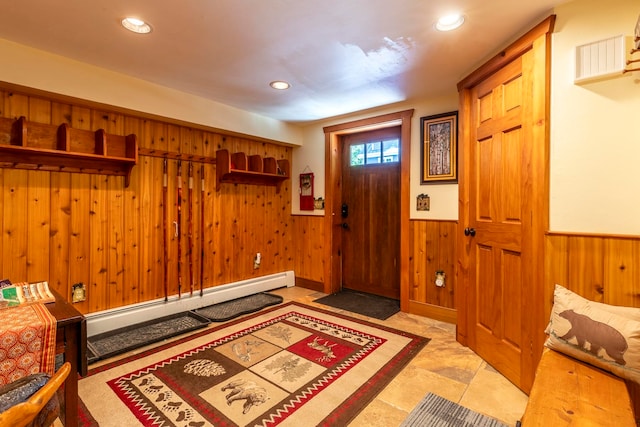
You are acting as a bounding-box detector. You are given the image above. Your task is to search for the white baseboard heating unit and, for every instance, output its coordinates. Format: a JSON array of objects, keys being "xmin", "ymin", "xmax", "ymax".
[{"xmin": 85, "ymin": 270, "xmax": 294, "ymax": 337}]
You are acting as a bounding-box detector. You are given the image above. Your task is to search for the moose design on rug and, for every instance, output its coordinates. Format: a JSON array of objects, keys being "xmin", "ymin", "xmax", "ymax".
[{"xmin": 559, "ymin": 309, "xmax": 628, "ymax": 365}]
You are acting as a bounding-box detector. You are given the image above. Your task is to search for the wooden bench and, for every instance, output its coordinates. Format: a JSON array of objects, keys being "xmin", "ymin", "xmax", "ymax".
[{"xmin": 520, "ymin": 348, "xmax": 636, "ymax": 426}]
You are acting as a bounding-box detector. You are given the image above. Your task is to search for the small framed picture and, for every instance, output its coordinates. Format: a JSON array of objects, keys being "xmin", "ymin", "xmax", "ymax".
[
  {"xmin": 420, "ymin": 111, "xmax": 458, "ymax": 184},
  {"xmin": 417, "ymin": 194, "xmax": 430, "ymax": 211}
]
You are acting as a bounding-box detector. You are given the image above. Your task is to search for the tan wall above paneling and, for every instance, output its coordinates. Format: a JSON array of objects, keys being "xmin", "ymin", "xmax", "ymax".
[{"xmin": 0, "ymin": 86, "xmax": 293, "ymax": 314}]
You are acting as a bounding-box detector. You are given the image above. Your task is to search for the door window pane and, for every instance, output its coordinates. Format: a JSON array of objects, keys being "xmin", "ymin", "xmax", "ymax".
[
  {"xmin": 383, "ymin": 139, "xmax": 399, "ymax": 162},
  {"xmin": 350, "ymin": 139, "xmax": 399, "ymax": 166},
  {"xmin": 366, "ymin": 142, "xmax": 381, "ymax": 164},
  {"xmin": 350, "ymin": 144, "xmax": 364, "ymax": 166}
]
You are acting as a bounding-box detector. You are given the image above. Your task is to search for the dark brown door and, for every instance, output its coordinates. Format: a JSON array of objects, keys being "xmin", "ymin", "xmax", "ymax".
[{"xmin": 340, "ymin": 127, "xmax": 400, "ymax": 299}]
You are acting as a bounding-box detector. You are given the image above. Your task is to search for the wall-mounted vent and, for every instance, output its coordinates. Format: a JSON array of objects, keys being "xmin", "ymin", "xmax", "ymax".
[{"xmin": 575, "ymin": 35, "xmax": 626, "ymax": 84}]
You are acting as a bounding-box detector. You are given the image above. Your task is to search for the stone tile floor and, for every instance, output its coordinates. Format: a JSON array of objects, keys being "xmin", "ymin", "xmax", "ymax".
[{"xmin": 274, "ymin": 286, "xmax": 528, "ymax": 427}]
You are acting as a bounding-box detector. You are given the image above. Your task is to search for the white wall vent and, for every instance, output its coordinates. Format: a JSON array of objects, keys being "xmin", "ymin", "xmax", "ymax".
[{"xmin": 575, "ymin": 35, "xmax": 626, "ymax": 84}]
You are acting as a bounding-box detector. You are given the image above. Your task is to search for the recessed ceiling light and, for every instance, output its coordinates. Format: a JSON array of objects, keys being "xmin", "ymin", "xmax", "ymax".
[
  {"xmin": 121, "ymin": 17, "xmax": 152, "ymax": 34},
  {"xmin": 270, "ymin": 81, "xmax": 291, "ymax": 90},
  {"xmin": 435, "ymin": 14, "xmax": 465, "ymax": 32}
]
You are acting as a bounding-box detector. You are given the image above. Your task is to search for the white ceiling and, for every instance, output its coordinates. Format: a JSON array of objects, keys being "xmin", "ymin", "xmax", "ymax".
[{"xmin": 0, "ymin": 1, "xmax": 566, "ymax": 123}]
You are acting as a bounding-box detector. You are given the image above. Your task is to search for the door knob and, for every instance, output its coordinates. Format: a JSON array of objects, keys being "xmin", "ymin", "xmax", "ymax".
[
  {"xmin": 464, "ymin": 227, "xmax": 476, "ymax": 237},
  {"xmin": 341, "ymin": 222, "xmax": 349, "ymax": 229}
]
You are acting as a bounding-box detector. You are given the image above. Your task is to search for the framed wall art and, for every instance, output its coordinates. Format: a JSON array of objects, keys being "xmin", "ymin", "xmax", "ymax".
[
  {"xmin": 420, "ymin": 111, "xmax": 458, "ymax": 184},
  {"xmin": 299, "ymin": 172, "xmax": 315, "ymax": 210}
]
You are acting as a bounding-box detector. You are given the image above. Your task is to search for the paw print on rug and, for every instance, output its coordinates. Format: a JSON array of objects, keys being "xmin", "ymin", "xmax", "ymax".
[
  {"xmin": 138, "ymin": 376, "xmax": 165, "ymax": 397},
  {"xmin": 154, "ymin": 389, "xmax": 175, "ymax": 403},
  {"xmin": 171, "ymin": 404, "xmax": 198, "ymax": 425}
]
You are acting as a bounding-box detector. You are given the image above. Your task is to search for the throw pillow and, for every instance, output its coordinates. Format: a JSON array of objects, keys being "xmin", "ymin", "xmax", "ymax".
[{"xmin": 545, "ymin": 284, "xmax": 640, "ymax": 383}]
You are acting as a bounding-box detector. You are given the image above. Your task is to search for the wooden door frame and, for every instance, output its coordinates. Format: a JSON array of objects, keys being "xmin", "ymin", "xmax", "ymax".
[
  {"xmin": 322, "ymin": 109, "xmax": 414, "ymax": 311},
  {"xmin": 456, "ymin": 16, "xmax": 554, "ymax": 387}
]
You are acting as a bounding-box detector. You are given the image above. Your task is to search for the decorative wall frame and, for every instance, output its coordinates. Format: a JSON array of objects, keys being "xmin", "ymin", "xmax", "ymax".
[
  {"xmin": 299, "ymin": 172, "xmax": 315, "ymax": 210},
  {"xmin": 416, "ymin": 193, "xmax": 430, "ymax": 211},
  {"xmin": 420, "ymin": 111, "xmax": 458, "ymax": 184}
]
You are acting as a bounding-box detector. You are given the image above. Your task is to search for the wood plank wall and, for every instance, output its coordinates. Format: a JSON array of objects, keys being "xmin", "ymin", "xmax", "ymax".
[
  {"xmin": 544, "ymin": 232, "xmax": 640, "ymax": 326},
  {"xmin": 291, "ymin": 215, "xmax": 326, "ymax": 288},
  {"xmin": 409, "ymin": 220, "xmax": 457, "ymax": 309},
  {"xmin": 0, "ymin": 87, "xmax": 292, "ymax": 314}
]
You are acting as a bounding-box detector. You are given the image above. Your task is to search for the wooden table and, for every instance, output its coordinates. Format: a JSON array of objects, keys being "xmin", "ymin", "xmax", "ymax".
[{"xmin": 46, "ymin": 291, "xmax": 87, "ymax": 427}]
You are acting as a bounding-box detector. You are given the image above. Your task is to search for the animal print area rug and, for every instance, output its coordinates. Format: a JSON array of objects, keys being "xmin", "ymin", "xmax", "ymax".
[{"xmin": 78, "ymin": 302, "xmax": 429, "ymax": 427}]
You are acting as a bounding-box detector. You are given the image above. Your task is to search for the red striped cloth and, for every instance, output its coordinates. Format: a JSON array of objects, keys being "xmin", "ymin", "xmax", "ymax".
[{"xmin": 0, "ymin": 303, "xmax": 57, "ymax": 385}]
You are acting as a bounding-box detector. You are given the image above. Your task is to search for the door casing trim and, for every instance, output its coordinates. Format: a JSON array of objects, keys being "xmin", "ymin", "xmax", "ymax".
[{"xmin": 322, "ymin": 109, "xmax": 414, "ymax": 311}]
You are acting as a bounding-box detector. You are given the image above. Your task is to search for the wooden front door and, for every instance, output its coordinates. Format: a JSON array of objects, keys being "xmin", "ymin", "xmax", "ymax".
[
  {"xmin": 457, "ymin": 17, "xmax": 553, "ymax": 393},
  {"xmin": 340, "ymin": 127, "xmax": 400, "ymax": 299}
]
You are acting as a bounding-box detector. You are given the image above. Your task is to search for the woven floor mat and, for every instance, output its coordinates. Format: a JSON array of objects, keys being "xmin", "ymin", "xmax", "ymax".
[
  {"xmin": 193, "ymin": 292, "xmax": 284, "ymax": 322},
  {"xmin": 87, "ymin": 311, "xmax": 210, "ymax": 363}
]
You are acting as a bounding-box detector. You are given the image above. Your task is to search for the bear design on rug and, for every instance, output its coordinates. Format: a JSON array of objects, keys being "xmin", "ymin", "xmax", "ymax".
[
  {"xmin": 559, "ymin": 309, "xmax": 628, "ymax": 365},
  {"xmin": 221, "ymin": 379, "xmax": 269, "ymax": 414}
]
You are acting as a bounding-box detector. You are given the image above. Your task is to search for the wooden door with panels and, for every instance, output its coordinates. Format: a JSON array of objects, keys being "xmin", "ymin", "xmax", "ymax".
[
  {"xmin": 340, "ymin": 127, "xmax": 401, "ymax": 299},
  {"xmin": 457, "ymin": 17, "xmax": 554, "ymax": 393},
  {"xmin": 322, "ymin": 110, "xmax": 413, "ymax": 312}
]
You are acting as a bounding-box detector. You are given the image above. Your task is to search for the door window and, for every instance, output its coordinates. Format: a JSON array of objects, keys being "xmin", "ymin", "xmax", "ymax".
[{"xmin": 350, "ymin": 139, "xmax": 399, "ymax": 166}]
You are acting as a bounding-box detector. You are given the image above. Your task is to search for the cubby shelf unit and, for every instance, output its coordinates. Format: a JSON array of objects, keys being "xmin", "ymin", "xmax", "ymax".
[
  {"xmin": 216, "ymin": 149, "xmax": 290, "ymax": 192},
  {"xmin": 0, "ymin": 116, "xmax": 138, "ymax": 186}
]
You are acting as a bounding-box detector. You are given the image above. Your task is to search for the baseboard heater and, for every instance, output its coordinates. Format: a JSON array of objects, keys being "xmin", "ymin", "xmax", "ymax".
[{"xmin": 85, "ymin": 270, "xmax": 295, "ymax": 337}]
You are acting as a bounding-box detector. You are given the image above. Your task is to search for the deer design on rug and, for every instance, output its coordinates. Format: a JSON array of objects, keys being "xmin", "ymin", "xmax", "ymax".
[{"xmin": 307, "ymin": 336, "xmax": 337, "ymax": 363}]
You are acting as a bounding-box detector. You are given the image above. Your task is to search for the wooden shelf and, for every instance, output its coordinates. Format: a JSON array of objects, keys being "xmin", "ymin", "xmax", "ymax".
[
  {"xmin": 0, "ymin": 116, "xmax": 138, "ymax": 186},
  {"xmin": 216, "ymin": 149, "xmax": 289, "ymax": 192}
]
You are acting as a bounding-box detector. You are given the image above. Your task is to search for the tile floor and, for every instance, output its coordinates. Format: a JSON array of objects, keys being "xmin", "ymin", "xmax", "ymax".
[
  {"xmin": 272, "ymin": 286, "xmax": 529, "ymax": 427},
  {"xmin": 82, "ymin": 285, "xmax": 528, "ymax": 426}
]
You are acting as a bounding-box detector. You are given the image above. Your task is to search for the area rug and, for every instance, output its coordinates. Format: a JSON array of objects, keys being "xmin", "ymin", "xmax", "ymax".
[
  {"xmin": 194, "ymin": 292, "xmax": 284, "ymax": 322},
  {"xmin": 400, "ymin": 393, "xmax": 508, "ymax": 427},
  {"xmin": 78, "ymin": 302, "xmax": 428, "ymax": 426},
  {"xmin": 314, "ymin": 289, "xmax": 400, "ymax": 320}
]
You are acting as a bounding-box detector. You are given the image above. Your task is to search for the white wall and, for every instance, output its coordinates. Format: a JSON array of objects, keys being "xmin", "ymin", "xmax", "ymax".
[
  {"xmin": 0, "ymin": 38, "xmax": 303, "ymax": 146},
  {"xmin": 550, "ymin": 0, "xmax": 640, "ymax": 234},
  {"xmin": 292, "ymin": 95, "xmax": 459, "ymax": 219}
]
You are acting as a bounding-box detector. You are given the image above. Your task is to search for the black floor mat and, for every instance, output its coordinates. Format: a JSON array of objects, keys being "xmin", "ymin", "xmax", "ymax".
[
  {"xmin": 87, "ymin": 311, "xmax": 211, "ymax": 363},
  {"xmin": 314, "ymin": 289, "xmax": 400, "ymax": 320},
  {"xmin": 193, "ymin": 292, "xmax": 283, "ymax": 322}
]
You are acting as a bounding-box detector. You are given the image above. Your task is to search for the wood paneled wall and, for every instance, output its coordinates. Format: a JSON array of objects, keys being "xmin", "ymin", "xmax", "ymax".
[
  {"xmin": 544, "ymin": 232, "xmax": 640, "ymax": 320},
  {"xmin": 291, "ymin": 215, "xmax": 326, "ymax": 290},
  {"xmin": 409, "ymin": 220, "xmax": 457, "ymax": 308},
  {"xmin": 408, "ymin": 220, "xmax": 458, "ymax": 322},
  {"xmin": 0, "ymin": 86, "xmax": 292, "ymax": 314}
]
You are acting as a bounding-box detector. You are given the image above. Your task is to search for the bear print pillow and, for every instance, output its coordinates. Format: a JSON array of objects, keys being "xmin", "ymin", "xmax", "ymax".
[{"xmin": 545, "ymin": 284, "xmax": 640, "ymax": 383}]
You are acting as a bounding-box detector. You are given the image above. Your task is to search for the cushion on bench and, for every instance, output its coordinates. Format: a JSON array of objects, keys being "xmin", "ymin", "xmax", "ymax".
[{"xmin": 545, "ymin": 284, "xmax": 640, "ymax": 384}]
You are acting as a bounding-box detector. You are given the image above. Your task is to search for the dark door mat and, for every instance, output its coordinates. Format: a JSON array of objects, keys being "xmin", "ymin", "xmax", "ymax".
[
  {"xmin": 87, "ymin": 311, "xmax": 211, "ymax": 363},
  {"xmin": 193, "ymin": 292, "xmax": 283, "ymax": 322},
  {"xmin": 314, "ymin": 289, "xmax": 400, "ymax": 320}
]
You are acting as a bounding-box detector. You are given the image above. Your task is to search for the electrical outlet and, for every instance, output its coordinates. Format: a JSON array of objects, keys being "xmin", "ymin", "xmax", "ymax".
[
  {"xmin": 435, "ymin": 271, "xmax": 446, "ymax": 287},
  {"xmin": 254, "ymin": 252, "xmax": 261, "ymax": 269},
  {"xmin": 72, "ymin": 282, "xmax": 86, "ymax": 303}
]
